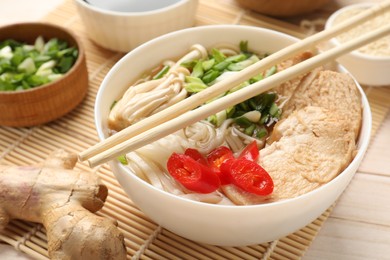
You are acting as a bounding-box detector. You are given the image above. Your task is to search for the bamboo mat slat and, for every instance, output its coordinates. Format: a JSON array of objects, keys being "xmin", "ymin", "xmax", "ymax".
[{"xmin": 1, "ymin": 0, "xmax": 390, "ymax": 259}]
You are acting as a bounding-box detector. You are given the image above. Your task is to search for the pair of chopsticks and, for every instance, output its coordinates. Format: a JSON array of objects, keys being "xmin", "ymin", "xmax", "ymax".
[{"xmin": 80, "ymin": 1, "xmax": 390, "ymax": 168}]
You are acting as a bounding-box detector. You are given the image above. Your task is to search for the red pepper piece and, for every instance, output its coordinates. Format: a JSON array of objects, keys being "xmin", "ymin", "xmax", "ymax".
[
  {"xmin": 206, "ymin": 146, "xmax": 234, "ymax": 171},
  {"xmin": 184, "ymin": 148, "xmax": 208, "ymax": 165},
  {"xmin": 219, "ymin": 158, "xmax": 235, "ymax": 185},
  {"xmin": 238, "ymin": 141, "xmax": 259, "ymax": 161},
  {"xmin": 227, "ymin": 159, "xmax": 273, "ymax": 196},
  {"xmin": 167, "ymin": 153, "xmax": 220, "ymax": 193},
  {"xmin": 207, "ymin": 146, "xmax": 235, "ymax": 184}
]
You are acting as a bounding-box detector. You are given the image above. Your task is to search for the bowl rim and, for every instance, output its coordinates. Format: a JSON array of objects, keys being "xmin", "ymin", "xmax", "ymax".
[
  {"xmin": 95, "ymin": 24, "xmax": 372, "ymax": 210},
  {"xmin": 0, "ymin": 22, "xmax": 86, "ymax": 96},
  {"xmin": 325, "ymin": 2, "xmax": 390, "ymax": 61},
  {"xmin": 74, "ymin": 0, "xmax": 195, "ymax": 17}
]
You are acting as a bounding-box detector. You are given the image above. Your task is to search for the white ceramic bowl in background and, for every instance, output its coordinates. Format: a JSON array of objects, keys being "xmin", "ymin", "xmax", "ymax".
[
  {"xmin": 95, "ymin": 25, "xmax": 372, "ymax": 246},
  {"xmin": 325, "ymin": 3, "xmax": 390, "ymax": 86},
  {"xmin": 73, "ymin": 0, "xmax": 198, "ymax": 53}
]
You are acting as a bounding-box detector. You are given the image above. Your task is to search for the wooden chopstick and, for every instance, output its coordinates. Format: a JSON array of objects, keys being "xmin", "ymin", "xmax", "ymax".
[{"xmin": 80, "ymin": 1, "xmax": 390, "ymax": 167}]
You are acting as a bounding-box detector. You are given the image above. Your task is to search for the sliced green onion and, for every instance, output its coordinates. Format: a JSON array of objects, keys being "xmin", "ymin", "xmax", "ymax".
[
  {"xmin": 185, "ymin": 82, "xmax": 208, "ymax": 93},
  {"xmin": 57, "ymin": 56, "xmax": 74, "ymax": 73},
  {"xmin": 244, "ymin": 124, "xmax": 256, "ymax": 136},
  {"xmin": 238, "ymin": 101, "xmax": 250, "ymax": 111},
  {"xmin": 227, "ymin": 55, "xmax": 259, "ymax": 71},
  {"xmin": 186, "ymin": 76, "xmax": 203, "ymax": 83},
  {"xmin": 110, "ymin": 100, "xmax": 117, "ymax": 110},
  {"xmin": 259, "ymin": 114, "xmax": 269, "ymax": 125},
  {"xmin": 254, "ymin": 93, "xmax": 276, "ymax": 112},
  {"xmin": 249, "ymin": 73, "xmax": 263, "ymax": 84},
  {"xmin": 211, "ymin": 48, "xmax": 226, "ymax": 63},
  {"xmin": 34, "ymin": 36, "xmax": 45, "ymax": 52},
  {"xmin": 38, "ymin": 60, "xmax": 56, "ymax": 71},
  {"xmin": 265, "ymin": 65, "xmax": 277, "ymax": 77},
  {"xmin": 234, "ymin": 116, "xmax": 253, "ymax": 127},
  {"xmin": 207, "ymin": 114, "xmax": 217, "ymax": 125},
  {"xmin": 228, "ymin": 81, "xmax": 249, "ymax": 93},
  {"xmin": 226, "ymin": 106, "xmax": 235, "ymax": 118},
  {"xmin": 202, "ymin": 59, "xmax": 215, "ymax": 71},
  {"xmin": 152, "ymin": 65, "xmax": 170, "ymax": 80},
  {"xmin": 256, "ymin": 127, "xmax": 268, "ymax": 139},
  {"xmin": 239, "ymin": 40, "xmax": 248, "ymax": 53},
  {"xmin": 213, "ymin": 60, "xmax": 230, "ymax": 71},
  {"xmin": 269, "ymin": 103, "xmax": 280, "ymax": 117},
  {"xmin": 47, "ymin": 74, "xmax": 63, "ymax": 82},
  {"xmin": 17, "ymin": 57, "xmax": 36, "ymax": 74},
  {"xmin": 185, "ymin": 76, "xmax": 208, "ymax": 93},
  {"xmin": 225, "ymin": 53, "xmax": 247, "ymax": 63},
  {"xmin": 242, "ymin": 110, "xmax": 261, "ymax": 122},
  {"xmin": 202, "ymin": 70, "xmax": 220, "ymax": 84},
  {"xmin": 0, "ymin": 46, "xmax": 13, "ymax": 60},
  {"xmin": 36, "ymin": 69, "xmax": 53, "ymax": 77},
  {"xmin": 117, "ymin": 155, "xmax": 128, "ymax": 165},
  {"xmin": 191, "ymin": 60, "xmax": 204, "ymax": 78},
  {"xmin": 214, "ymin": 110, "xmax": 227, "ymax": 127},
  {"xmin": 180, "ymin": 60, "xmax": 197, "ymax": 69}
]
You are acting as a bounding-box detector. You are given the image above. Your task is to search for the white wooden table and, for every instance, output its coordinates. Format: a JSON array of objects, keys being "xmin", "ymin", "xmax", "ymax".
[{"xmin": 0, "ymin": 0, "xmax": 389, "ymax": 259}]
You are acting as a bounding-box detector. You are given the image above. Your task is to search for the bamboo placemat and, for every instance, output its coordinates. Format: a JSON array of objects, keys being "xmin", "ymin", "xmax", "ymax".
[{"xmin": 1, "ymin": 0, "xmax": 390, "ymax": 259}]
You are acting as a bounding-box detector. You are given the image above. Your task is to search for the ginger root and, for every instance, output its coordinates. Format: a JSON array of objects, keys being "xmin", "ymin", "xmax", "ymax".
[{"xmin": 0, "ymin": 150, "xmax": 126, "ymax": 259}]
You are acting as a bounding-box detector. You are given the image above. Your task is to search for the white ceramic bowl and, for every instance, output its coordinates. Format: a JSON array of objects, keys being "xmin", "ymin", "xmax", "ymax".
[
  {"xmin": 325, "ymin": 3, "xmax": 390, "ymax": 86},
  {"xmin": 95, "ymin": 25, "xmax": 372, "ymax": 246},
  {"xmin": 73, "ymin": 0, "xmax": 198, "ymax": 53}
]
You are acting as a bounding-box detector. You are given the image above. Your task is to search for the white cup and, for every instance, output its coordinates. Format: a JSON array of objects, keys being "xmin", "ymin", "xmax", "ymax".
[{"xmin": 74, "ymin": 0, "xmax": 198, "ymax": 52}]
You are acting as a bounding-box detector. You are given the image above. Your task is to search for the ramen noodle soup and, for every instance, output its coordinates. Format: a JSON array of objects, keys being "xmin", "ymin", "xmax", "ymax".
[{"xmin": 108, "ymin": 42, "xmax": 362, "ymax": 205}]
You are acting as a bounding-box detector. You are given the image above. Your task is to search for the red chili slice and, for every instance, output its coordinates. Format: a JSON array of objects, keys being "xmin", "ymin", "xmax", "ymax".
[
  {"xmin": 207, "ymin": 146, "xmax": 234, "ymax": 171},
  {"xmin": 167, "ymin": 153, "xmax": 220, "ymax": 193},
  {"xmin": 238, "ymin": 141, "xmax": 259, "ymax": 161},
  {"xmin": 228, "ymin": 159, "xmax": 273, "ymax": 196},
  {"xmin": 184, "ymin": 148, "xmax": 208, "ymax": 165},
  {"xmin": 219, "ymin": 158, "xmax": 235, "ymax": 185}
]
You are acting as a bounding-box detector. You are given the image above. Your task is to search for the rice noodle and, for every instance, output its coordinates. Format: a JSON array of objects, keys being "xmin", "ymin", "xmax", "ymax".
[
  {"xmin": 159, "ymin": 173, "xmax": 186, "ymax": 195},
  {"xmin": 225, "ymin": 127, "xmax": 246, "ymax": 153},
  {"xmin": 232, "ymin": 126, "xmax": 265, "ymax": 147},
  {"xmin": 126, "ymin": 152, "xmax": 164, "ymax": 190},
  {"xmin": 179, "ymin": 191, "xmax": 224, "ymax": 204},
  {"xmin": 184, "ymin": 121, "xmax": 222, "ymax": 154},
  {"xmin": 135, "ymin": 132, "xmax": 188, "ymax": 168}
]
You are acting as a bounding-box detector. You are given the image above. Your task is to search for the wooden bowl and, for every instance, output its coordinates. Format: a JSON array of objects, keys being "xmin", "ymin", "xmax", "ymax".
[
  {"xmin": 0, "ymin": 22, "xmax": 88, "ymax": 127},
  {"xmin": 235, "ymin": 0, "xmax": 331, "ymax": 17}
]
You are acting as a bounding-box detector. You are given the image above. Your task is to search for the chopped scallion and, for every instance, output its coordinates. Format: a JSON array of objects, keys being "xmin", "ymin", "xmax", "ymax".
[
  {"xmin": 152, "ymin": 65, "xmax": 170, "ymax": 80},
  {"xmin": 0, "ymin": 36, "xmax": 78, "ymax": 91}
]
